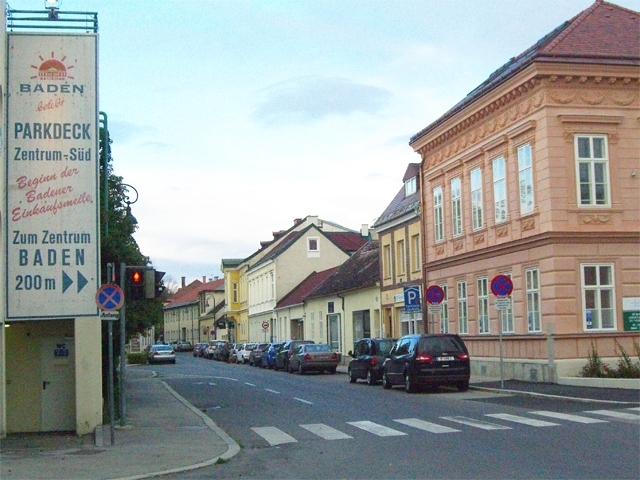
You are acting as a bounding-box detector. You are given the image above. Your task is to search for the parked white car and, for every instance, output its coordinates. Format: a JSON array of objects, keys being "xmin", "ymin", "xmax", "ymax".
[{"xmin": 236, "ymin": 343, "xmax": 257, "ymax": 364}]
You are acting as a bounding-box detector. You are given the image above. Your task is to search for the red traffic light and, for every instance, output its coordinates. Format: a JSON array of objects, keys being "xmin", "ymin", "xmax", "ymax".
[{"xmin": 131, "ymin": 270, "xmax": 143, "ymax": 285}]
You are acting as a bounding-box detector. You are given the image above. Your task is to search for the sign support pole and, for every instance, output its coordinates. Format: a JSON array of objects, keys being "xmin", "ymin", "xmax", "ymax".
[{"xmin": 119, "ymin": 262, "xmax": 127, "ymax": 426}]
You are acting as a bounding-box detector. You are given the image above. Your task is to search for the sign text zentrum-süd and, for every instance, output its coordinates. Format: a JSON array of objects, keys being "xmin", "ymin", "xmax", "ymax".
[{"xmin": 5, "ymin": 33, "xmax": 99, "ymax": 319}]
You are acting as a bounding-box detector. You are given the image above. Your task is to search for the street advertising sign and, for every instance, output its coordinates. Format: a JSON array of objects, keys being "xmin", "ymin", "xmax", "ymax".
[
  {"xmin": 425, "ymin": 285, "xmax": 445, "ymax": 305},
  {"xmin": 6, "ymin": 33, "xmax": 99, "ymax": 319},
  {"xmin": 403, "ymin": 285, "xmax": 422, "ymax": 312}
]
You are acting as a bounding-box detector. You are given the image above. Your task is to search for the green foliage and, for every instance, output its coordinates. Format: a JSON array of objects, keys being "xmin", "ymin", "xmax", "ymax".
[
  {"xmin": 127, "ymin": 352, "xmax": 148, "ymax": 365},
  {"xmin": 580, "ymin": 341, "xmax": 640, "ymax": 379}
]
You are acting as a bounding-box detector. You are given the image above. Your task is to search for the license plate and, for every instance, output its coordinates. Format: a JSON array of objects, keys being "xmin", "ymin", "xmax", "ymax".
[{"xmin": 437, "ymin": 356, "xmax": 455, "ymax": 361}]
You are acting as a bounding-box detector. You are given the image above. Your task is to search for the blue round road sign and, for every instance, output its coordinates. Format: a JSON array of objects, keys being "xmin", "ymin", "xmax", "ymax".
[
  {"xmin": 491, "ymin": 275, "xmax": 513, "ymax": 297},
  {"xmin": 426, "ymin": 285, "xmax": 445, "ymax": 305},
  {"xmin": 96, "ymin": 284, "xmax": 125, "ymax": 311}
]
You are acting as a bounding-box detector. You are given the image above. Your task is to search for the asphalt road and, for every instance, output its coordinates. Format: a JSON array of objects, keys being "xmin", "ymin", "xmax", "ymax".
[{"xmin": 149, "ymin": 352, "xmax": 640, "ymax": 480}]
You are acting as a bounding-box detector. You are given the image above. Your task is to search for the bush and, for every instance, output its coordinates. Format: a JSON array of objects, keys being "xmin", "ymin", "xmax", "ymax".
[
  {"xmin": 127, "ymin": 352, "xmax": 147, "ymax": 365},
  {"xmin": 580, "ymin": 341, "xmax": 640, "ymax": 379}
]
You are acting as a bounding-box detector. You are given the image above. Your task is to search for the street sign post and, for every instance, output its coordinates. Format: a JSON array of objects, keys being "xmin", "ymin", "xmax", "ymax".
[
  {"xmin": 261, "ymin": 321, "xmax": 269, "ymax": 330},
  {"xmin": 490, "ymin": 274, "xmax": 513, "ymax": 389},
  {"xmin": 425, "ymin": 285, "xmax": 445, "ymax": 334}
]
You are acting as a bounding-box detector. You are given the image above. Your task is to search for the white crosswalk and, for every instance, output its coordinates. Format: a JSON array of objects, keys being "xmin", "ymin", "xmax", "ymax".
[{"xmin": 250, "ymin": 408, "xmax": 639, "ymax": 445}]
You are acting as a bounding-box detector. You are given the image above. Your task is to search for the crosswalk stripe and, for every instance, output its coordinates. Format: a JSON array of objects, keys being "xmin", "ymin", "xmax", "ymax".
[
  {"xmin": 347, "ymin": 421, "xmax": 407, "ymax": 437},
  {"xmin": 300, "ymin": 423, "xmax": 353, "ymax": 440},
  {"xmin": 628, "ymin": 407, "xmax": 640, "ymax": 412},
  {"xmin": 584, "ymin": 410, "xmax": 640, "ymax": 421},
  {"xmin": 440, "ymin": 416, "xmax": 511, "ymax": 430},
  {"xmin": 394, "ymin": 418, "xmax": 460, "ymax": 433},
  {"xmin": 485, "ymin": 413, "xmax": 559, "ymax": 427},
  {"xmin": 251, "ymin": 426, "xmax": 297, "ymax": 445},
  {"xmin": 529, "ymin": 411, "xmax": 607, "ymax": 424}
]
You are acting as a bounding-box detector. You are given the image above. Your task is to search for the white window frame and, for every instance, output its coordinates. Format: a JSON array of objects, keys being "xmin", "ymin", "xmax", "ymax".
[
  {"xmin": 492, "ymin": 155, "xmax": 508, "ymax": 223},
  {"xmin": 433, "ymin": 186, "xmax": 444, "ymax": 243},
  {"xmin": 575, "ymin": 135, "xmax": 610, "ymax": 207},
  {"xmin": 440, "ymin": 284, "xmax": 449, "ymax": 333},
  {"xmin": 383, "ymin": 244, "xmax": 391, "ymax": 279},
  {"xmin": 405, "ymin": 176, "xmax": 417, "ymax": 196},
  {"xmin": 526, "ymin": 268, "xmax": 541, "ymax": 333},
  {"xmin": 457, "ymin": 280, "xmax": 468, "ymax": 335},
  {"xmin": 396, "ymin": 239, "xmax": 406, "ymax": 275},
  {"xmin": 451, "ymin": 177, "xmax": 463, "ymax": 237},
  {"xmin": 477, "ymin": 277, "xmax": 489, "ymax": 334},
  {"xmin": 411, "ymin": 234, "xmax": 420, "ymax": 272},
  {"xmin": 581, "ymin": 263, "xmax": 616, "ymax": 331},
  {"xmin": 518, "ymin": 143, "xmax": 535, "ymax": 215},
  {"xmin": 470, "ymin": 168, "xmax": 484, "ymax": 230}
]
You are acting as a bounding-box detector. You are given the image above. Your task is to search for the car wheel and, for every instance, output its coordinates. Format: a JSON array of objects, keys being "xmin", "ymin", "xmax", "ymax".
[
  {"xmin": 366, "ymin": 370, "xmax": 375, "ymax": 386},
  {"xmin": 298, "ymin": 363, "xmax": 304, "ymax": 375},
  {"xmin": 405, "ymin": 373, "xmax": 417, "ymax": 393},
  {"xmin": 382, "ymin": 371, "xmax": 392, "ymax": 389},
  {"xmin": 457, "ymin": 380, "xmax": 470, "ymax": 392},
  {"xmin": 329, "ymin": 367, "xmax": 336, "ymax": 374},
  {"xmin": 348, "ymin": 367, "xmax": 357, "ymax": 383},
  {"xmin": 171, "ymin": 360, "xmax": 176, "ymax": 364},
  {"xmin": 288, "ymin": 362, "xmax": 295, "ymax": 373}
]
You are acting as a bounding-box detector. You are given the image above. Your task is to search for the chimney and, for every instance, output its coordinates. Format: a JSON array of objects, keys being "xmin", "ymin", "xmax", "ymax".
[
  {"xmin": 202, "ymin": 276, "xmax": 207, "ymax": 283},
  {"xmin": 361, "ymin": 224, "xmax": 369, "ymax": 238},
  {"xmin": 181, "ymin": 276, "xmax": 186, "ymax": 288},
  {"xmin": 293, "ymin": 218, "xmax": 303, "ymax": 225}
]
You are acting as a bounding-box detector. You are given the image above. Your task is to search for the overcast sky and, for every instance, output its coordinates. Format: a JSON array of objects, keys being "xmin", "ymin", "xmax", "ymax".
[{"xmin": 8, "ymin": 0, "xmax": 639, "ymax": 287}]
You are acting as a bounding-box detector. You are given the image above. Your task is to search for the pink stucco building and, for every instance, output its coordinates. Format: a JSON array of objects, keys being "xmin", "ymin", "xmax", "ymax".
[{"xmin": 409, "ymin": 0, "xmax": 640, "ymax": 380}]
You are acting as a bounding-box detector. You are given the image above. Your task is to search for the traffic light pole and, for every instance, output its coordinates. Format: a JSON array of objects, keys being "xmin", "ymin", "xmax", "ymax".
[{"xmin": 119, "ymin": 262, "xmax": 127, "ymax": 426}]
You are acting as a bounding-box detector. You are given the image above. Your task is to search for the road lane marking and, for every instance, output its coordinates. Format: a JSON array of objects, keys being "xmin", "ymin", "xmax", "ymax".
[
  {"xmin": 251, "ymin": 427, "xmax": 297, "ymax": 446},
  {"xmin": 529, "ymin": 411, "xmax": 607, "ymax": 424},
  {"xmin": 245, "ymin": 382, "xmax": 256, "ymax": 387},
  {"xmin": 628, "ymin": 407, "xmax": 640, "ymax": 411},
  {"xmin": 347, "ymin": 421, "xmax": 407, "ymax": 437},
  {"xmin": 208, "ymin": 382, "xmax": 217, "ymax": 386},
  {"xmin": 264, "ymin": 388, "xmax": 280, "ymax": 394},
  {"xmin": 212, "ymin": 376, "xmax": 238, "ymax": 381},
  {"xmin": 440, "ymin": 416, "xmax": 511, "ymax": 430},
  {"xmin": 394, "ymin": 418, "xmax": 460, "ymax": 433},
  {"xmin": 584, "ymin": 410, "xmax": 640, "ymax": 422},
  {"xmin": 300, "ymin": 423, "xmax": 353, "ymax": 440},
  {"xmin": 294, "ymin": 397, "xmax": 313, "ymax": 405},
  {"xmin": 485, "ymin": 413, "xmax": 559, "ymax": 427}
]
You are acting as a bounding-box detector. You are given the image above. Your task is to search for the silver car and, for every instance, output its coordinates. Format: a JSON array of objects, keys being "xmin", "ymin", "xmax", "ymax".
[
  {"xmin": 288, "ymin": 343, "xmax": 340, "ymax": 374},
  {"xmin": 147, "ymin": 344, "xmax": 176, "ymax": 364}
]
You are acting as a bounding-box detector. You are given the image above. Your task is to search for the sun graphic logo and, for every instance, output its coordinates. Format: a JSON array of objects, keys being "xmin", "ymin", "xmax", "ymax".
[{"xmin": 31, "ymin": 52, "xmax": 75, "ymax": 82}]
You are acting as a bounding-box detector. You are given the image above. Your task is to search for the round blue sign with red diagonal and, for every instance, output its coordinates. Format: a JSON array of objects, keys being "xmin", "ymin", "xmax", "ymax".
[
  {"xmin": 491, "ymin": 274, "xmax": 513, "ymax": 297},
  {"xmin": 426, "ymin": 285, "xmax": 445, "ymax": 305},
  {"xmin": 96, "ymin": 284, "xmax": 125, "ymax": 311}
]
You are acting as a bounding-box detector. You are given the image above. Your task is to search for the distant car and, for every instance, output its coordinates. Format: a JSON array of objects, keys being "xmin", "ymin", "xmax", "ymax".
[
  {"xmin": 288, "ymin": 343, "xmax": 340, "ymax": 374},
  {"xmin": 213, "ymin": 341, "xmax": 230, "ymax": 362},
  {"xmin": 147, "ymin": 344, "xmax": 176, "ymax": 364},
  {"xmin": 193, "ymin": 343, "xmax": 208, "ymax": 357},
  {"xmin": 236, "ymin": 343, "xmax": 257, "ymax": 364},
  {"xmin": 249, "ymin": 343, "xmax": 269, "ymax": 366},
  {"xmin": 228, "ymin": 343, "xmax": 242, "ymax": 363},
  {"xmin": 274, "ymin": 340, "xmax": 315, "ymax": 371},
  {"xmin": 174, "ymin": 340, "xmax": 193, "ymax": 352},
  {"xmin": 261, "ymin": 342, "xmax": 283, "ymax": 369},
  {"xmin": 382, "ymin": 334, "xmax": 470, "ymax": 393},
  {"xmin": 348, "ymin": 338, "xmax": 396, "ymax": 385}
]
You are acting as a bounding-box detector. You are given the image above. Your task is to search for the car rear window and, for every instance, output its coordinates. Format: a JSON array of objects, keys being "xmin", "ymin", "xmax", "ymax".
[
  {"xmin": 305, "ymin": 344, "xmax": 331, "ymax": 353},
  {"xmin": 376, "ymin": 340, "xmax": 395, "ymax": 355},
  {"xmin": 155, "ymin": 345, "xmax": 172, "ymax": 352},
  {"xmin": 418, "ymin": 336, "xmax": 466, "ymax": 355}
]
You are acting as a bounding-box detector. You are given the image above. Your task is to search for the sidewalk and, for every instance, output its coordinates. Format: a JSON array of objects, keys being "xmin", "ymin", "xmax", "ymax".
[
  {"xmin": 1, "ymin": 366, "xmax": 638, "ymax": 480},
  {"xmin": 0, "ymin": 367, "xmax": 239, "ymax": 480}
]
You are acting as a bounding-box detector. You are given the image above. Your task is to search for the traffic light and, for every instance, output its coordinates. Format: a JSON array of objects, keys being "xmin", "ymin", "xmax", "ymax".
[
  {"xmin": 129, "ymin": 268, "xmax": 144, "ymax": 300},
  {"xmin": 154, "ymin": 270, "xmax": 166, "ymax": 298}
]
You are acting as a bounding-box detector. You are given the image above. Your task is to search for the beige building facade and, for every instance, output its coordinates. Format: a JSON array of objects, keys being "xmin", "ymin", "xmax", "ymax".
[{"xmin": 409, "ymin": 1, "xmax": 640, "ymax": 381}]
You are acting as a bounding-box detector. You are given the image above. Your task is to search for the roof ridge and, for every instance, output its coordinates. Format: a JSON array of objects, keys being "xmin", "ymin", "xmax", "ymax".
[{"xmin": 541, "ymin": 0, "xmax": 601, "ymax": 53}]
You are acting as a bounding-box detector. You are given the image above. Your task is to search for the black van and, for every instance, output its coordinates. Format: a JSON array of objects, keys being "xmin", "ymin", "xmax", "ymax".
[{"xmin": 381, "ymin": 334, "xmax": 470, "ymax": 393}]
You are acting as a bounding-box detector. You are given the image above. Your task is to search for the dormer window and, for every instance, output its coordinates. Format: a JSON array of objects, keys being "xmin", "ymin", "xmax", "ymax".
[
  {"xmin": 307, "ymin": 237, "xmax": 320, "ymax": 258},
  {"xmin": 405, "ymin": 176, "xmax": 417, "ymax": 196}
]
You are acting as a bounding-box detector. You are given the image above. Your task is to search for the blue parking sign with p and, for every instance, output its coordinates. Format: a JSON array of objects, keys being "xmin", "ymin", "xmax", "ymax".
[{"xmin": 404, "ymin": 285, "xmax": 422, "ymax": 312}]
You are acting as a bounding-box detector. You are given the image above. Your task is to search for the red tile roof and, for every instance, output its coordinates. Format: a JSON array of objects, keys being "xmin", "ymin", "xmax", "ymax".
[
  {"xmin": 275, "ymin": 267, "xmax": 340, "ymax": 309},
  {"xmin": 164, "ymin": 278, "xmax": 223, "ymax": 309}
]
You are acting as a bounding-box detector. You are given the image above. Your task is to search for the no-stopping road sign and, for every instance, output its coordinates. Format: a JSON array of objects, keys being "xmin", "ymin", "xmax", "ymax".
[
  {"xmin": 96, "ymin": 284, "xmax": 124, "ymax": 311},
  {"xmin": 491, "ymin": 275, "xmax": 513, "ymax": 297}
]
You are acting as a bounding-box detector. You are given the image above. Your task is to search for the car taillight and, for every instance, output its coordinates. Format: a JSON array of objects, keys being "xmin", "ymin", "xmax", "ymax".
[
  {"xmin": 303, "ymin": 353, "xmax": 311, "ymax": 360},
  {"xmin": 457, "ymin": 353, "xmax": 469, "ymax": 360},
  {"xmin": 331, "ymin": 353, "xmax": 338, "ymax": 360},
  {"xmin": 415, "ymin": 354, "xmax": 434, "ymax": 362},
  {"xmin": 368, "ymin": 357, "xmax": 378, "ymax": 366}
]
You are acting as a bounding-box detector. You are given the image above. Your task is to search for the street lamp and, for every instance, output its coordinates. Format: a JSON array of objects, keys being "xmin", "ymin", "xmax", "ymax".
[
  {"xmin": 122, "ymin": 184, "xmax": 139, "ymax": 226},
  {"xmin": 45, "ymin": 0, "xmax": 60, "ymax": 20}
]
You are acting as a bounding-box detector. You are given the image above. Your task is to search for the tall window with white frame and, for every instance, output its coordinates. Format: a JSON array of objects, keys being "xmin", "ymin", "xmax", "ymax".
[
  {"xmin": 477, "ymin": 277, "xmax": 489, "ymax": 334},
  {"xmin": 383, "ymin": 244, "xmax": 391, "ymax": 279},
  {"xmin": 518, "ymin": 143, "xmax": 535, "ymax": 215},
  {"xmin": 411, "ymin": 234, "xmax": 420, "ymax": 272},
  {"xmin": 397, "ymin": 239, "xmax": 406, "ymax": 275},
  {"xmin": 457, "ymin": 280, "xmax": 468, "ymax": 334},
  {"xmin": 451, "ymin": 177, "xmax": 463, "ymax": 237},
  {"xmin": 526, "ymin": 268, "xmax": 541, "ymax": 332},
  {"xmin": 433, "ymin": 186, "xmax": 444, "ymax": 243},
  {"xmin": 493, "ymin": 156, "xmax": 507, "ymax": 223},
  {"xmin": 575, "ymin": 135, "xmax": 610, "ymax": 207},
  {"xmin": 499, "ymin": 273, "xmax": 514, "ymax": 333},
  {"xmin": 470, "ymin": 168, "xmax": 484, "ymax": 230},
  {"xmin": 582, "ymin": 264, "xmax": 615, "ymax": 330},
  {"xmin": 440, "ymin": 285, "xmax": 449, "ymax": 333}
]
